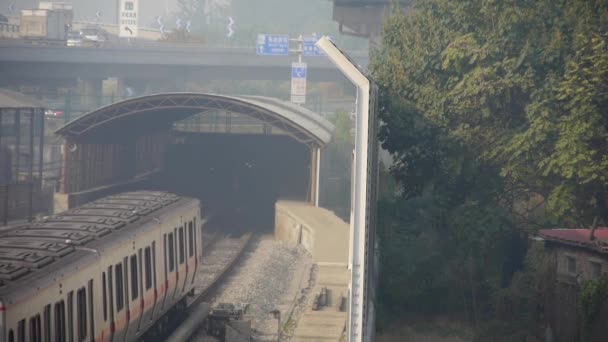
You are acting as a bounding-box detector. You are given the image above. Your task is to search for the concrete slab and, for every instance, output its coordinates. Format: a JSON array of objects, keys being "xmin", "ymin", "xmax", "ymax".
[
  {"xmin": 275, "ymin": 200, "xmax": 349, "ymax": 265},
  {"xmin": 274, "ymin": 201, "xmax": 350, "ymax": 341}
]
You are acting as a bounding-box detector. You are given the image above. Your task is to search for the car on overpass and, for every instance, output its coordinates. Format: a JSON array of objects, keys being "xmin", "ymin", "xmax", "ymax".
[
  {"xmin": 66, "ymin": 30, "xmax": 82, "ymax": 47},
  {"xmin": 80, "ymin": 27, "xmax": 107, "ymax": 47},
  {"xmin": 66, "ymin": 27, "xmax": 109, "ymax": 47}
]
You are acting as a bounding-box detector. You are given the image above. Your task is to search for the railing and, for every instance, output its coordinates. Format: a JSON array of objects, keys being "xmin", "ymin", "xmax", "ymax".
[{"xmin": 0, "ymin": 181, "xmax": 54, "ymax": 225}]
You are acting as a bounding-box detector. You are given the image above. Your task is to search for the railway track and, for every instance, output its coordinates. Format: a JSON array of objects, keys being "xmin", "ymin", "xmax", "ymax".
[
  {"xmin": 188, "ymin": 232, "xmax": 253, "ymax": 307},
  {"xmin": 150, "ymin": 231, "xmax": 253, "ymax": 342}
]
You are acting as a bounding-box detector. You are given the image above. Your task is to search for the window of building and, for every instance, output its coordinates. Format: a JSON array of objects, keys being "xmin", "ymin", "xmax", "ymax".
[
  {"xmin": 145, "ymin": 246, "xmax": 152, "ymax": 290},
  {"xmin": 77, "ymin": 287, "xmax": 87, "ymax": 341},
  {"xmin": 8, "ymin": 329, "xmax": 14, "ymax": 342},
  {"xmin": 566, "ymin": 255, "xmax": 577, "ymax": 274},
  {"xmin": 591, "ymin": 261, "xmax": 602, "ymax": 278},
  {"xmin": 131, "ymin": 254, "xmax": 138, "ymax": 300},
  {"xmin": 115, "ymin": 263, "xmax": 124, "ymax": 312}
]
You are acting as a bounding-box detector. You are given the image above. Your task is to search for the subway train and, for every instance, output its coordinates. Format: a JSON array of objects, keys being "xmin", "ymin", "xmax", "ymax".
[{"xmin": 0, "ymin": 191, "xmax": 203, "ymax": 342}]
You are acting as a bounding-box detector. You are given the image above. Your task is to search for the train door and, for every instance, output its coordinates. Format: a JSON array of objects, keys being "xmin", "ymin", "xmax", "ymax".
[
  {"xmin": 170, "ymin": 229, "xmax": 179, "ymax": 302},
  {"xmin": 161, "ymin": 233, "xmax": 171, "ymax": 311},
  {"xmin": 149, "ymin": 241, "xmax": 159, "ymax": 321},
  {"xmin": 178, "ymin": 225, "xmax": 188, "ymax": 296},
  {"xmin": 107, "ymin": 266, "xmax": 116, "ymax": 342},
  {"xmin": 112, "ymin": 259, "xmax": 127, "ymax": 342},
  {"xmin": 140, "ymin": 246, "xmax": 152, "ymax": 329},
  {"xmin": 135, "ymin": 249, "xmax": 145, "ymax": 334},
  {"xmin": 67, "ymin": 291, "xmax": 74, "ymax": 342},
  {"xmin": 124, "ymin": 253, "xmax": 141, "ymax": 341},
  {"xmin": 188, "ymin": 219, "xmax": 198, "ymax": 288}
]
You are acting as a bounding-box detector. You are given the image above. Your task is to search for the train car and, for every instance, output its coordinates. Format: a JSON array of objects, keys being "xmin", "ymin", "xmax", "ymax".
[{"xmin": 0, "ymin": 191, "xmax": 203, "ymax": 342}]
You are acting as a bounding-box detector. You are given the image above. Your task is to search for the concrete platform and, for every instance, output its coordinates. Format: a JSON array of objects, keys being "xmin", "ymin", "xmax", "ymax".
[
  {"xmin": 292, "ymin": 265, "xmax": 350, "ymax": 341},
  {"xmin": 274, "ymin": 201, "xmax": 350, "ymax": 341},
  {"xmin": 275, "ymin": 200, "xmax": 349, "ymax": 265}
]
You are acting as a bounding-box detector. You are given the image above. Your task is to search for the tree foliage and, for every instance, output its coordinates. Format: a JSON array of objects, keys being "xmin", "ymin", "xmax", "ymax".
[{"xmin": 371, "ymin": 0, "xmax": 608, "ymax": 336}]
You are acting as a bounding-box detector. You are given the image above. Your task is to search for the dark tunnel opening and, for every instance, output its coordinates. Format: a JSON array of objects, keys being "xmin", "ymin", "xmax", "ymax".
[{"xmin": 153, "ymin": 133, "xmax": 311, "ymax": 233}]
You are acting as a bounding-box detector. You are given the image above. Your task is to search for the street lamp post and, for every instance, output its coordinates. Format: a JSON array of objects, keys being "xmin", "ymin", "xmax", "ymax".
[{"xmin": 315, "ymin": 37, "xmax": 379, "ymax": 342}]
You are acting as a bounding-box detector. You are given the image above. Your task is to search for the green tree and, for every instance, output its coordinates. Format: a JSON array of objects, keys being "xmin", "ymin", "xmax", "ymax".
[{"xmin": 371, "ymin": 0, "xmax": 608, "ymax": 337}]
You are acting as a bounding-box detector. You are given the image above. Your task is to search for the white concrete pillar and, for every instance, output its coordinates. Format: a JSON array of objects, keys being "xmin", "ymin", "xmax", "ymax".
[{"xmin": 310, "ymin": 146, "xmax": 322, "ymax": 207}]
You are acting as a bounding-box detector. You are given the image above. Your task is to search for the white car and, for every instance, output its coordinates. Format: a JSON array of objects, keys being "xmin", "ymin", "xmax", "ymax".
[
  {"xmin": 66, "ymin": 31, "xmax": 83, "ymax": 47},
  {"xmin": 80, "ymin": 28, "xmax": 107, "ymax": 47}
]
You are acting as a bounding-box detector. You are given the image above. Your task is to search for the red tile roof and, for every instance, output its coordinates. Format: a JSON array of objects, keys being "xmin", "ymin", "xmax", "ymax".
[{"xmin": 538, "ymin": 228, "xmax": 608, "ymax": 253}]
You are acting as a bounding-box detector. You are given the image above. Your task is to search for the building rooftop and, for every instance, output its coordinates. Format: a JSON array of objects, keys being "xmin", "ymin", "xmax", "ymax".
[{"xmin": 538, "ymin": 228, "xmax": 608, "ymax": 253}]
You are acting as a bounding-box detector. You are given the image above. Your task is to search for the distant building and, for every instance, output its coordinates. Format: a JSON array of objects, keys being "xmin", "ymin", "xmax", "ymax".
[
  {"xmin": 331, "ymin": 0, "xmax": 412, "ymax": 47},
  {"xmin": 539, "ymin": 228, "xmax": 608, "ymax": 342}
]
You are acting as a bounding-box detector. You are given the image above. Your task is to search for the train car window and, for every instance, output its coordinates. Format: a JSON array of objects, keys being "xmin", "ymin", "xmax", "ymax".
[
  {"xmin": 76, "ymin": 287, "xmax": 87, "ymax": 341},
  {"xmin": 193, "ymin": 219, "xmax": 197, "ymax": 257},
  {"xmin": 17, "ymin": 319, "xmax": 25, "ymax": 342},
  {"xmin": 152, "ymin": 242, "xmax": 158, "ymax": 311},
  {"xmin": 138, "ymin": 249, "xmax": 144, "ymax": 303},
  {"xmin": 188, "ymin": 222, "xmax": 194, "ymax": 257},
  {"xmin": 179, "ymin": 227, "xmax": 185, "ymax": 264},
  {"xmin": 102, "ymin": 272, "xmax": 107, "ymax": 321},
  {"xmin": 29, "ymin": 314, "xmax": 41, "ymax": 342},
  {"xmin": 144, "ymin": 247, "xmax": 152, "ymax": 290},
  {"xmin": 67, "ymin": 291, "xmax": 74, "ymax": 342},
  {"xmin": 168, "ymin": 233, "xmax": 175, "ymax": 272},
  {"xmin": 123, "ymin": 257, "xmax": 129, "ymax": 305},
  {"xmin": 163, "ymin": 234, "xmax": 168, "ymax": 279},
  {"xmin": 9, "ymin": 329, "xmax": 14, "ymax": 342},
  {"xmin": 130, "ymin": 254, "xmax": 139, "ymax": 300},
  {"xmin": 115, "ymin": 263, "xmax": 124, "ymax": 312},
  {"xmin": 88, "ymin": 280, "xmax": 95, "ymax": 342},
  {"xmin": 43, "ymin": 305, "xmax": 51, "ymax": 342},
  {"xmin": 55, "ymin": 301, "xmax": 66, "ymax": 342}
]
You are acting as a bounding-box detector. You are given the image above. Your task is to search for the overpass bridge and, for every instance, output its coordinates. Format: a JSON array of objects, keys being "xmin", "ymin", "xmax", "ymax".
[{"xmin": 0, "ymin": 40, "xmax": 369, "ymax": 85}]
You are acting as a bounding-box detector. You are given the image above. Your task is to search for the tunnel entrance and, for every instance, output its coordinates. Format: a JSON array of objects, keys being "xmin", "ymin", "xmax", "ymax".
[
  {"xmin": 154, "ymin": 133, "xmax": 310, "ymax": 232},
  {"xmin": 55, "ymin": 93, "xmax": 333, "ymax": 231}
]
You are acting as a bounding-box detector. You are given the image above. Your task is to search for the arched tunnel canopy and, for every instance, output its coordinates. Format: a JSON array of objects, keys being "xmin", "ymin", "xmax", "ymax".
[{"xmin": 55, "ymin": 93, "xmax": 335, "ymax": 147}]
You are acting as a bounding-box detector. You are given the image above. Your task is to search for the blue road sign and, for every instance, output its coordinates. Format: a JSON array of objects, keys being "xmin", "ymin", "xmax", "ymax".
[
  {"xmin": 257, "ymin": 34, "xmax": 290, "ymax": 56},
  {"xmin": 291, "ymin": 64, "xmax": 307, "ymax": 78},
  {"xmin": 303, "ymin": 35, "xmax": 335, "ymax": 56}
]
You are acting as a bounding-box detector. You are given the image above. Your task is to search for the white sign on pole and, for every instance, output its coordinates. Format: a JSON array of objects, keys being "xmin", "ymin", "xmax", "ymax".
[
  {"xmin": 291, "ymin": 62, "xmax": 307, "ymax": 104},
  {"xmin": 119, "ymin": 0, "xmax": 138, "ymax": 38}
]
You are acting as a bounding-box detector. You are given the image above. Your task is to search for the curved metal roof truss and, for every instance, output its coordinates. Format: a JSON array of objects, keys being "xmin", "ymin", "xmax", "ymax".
[{"xmin": 56, "ymin": 93, "xmax": 334, "ymax": 147}]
